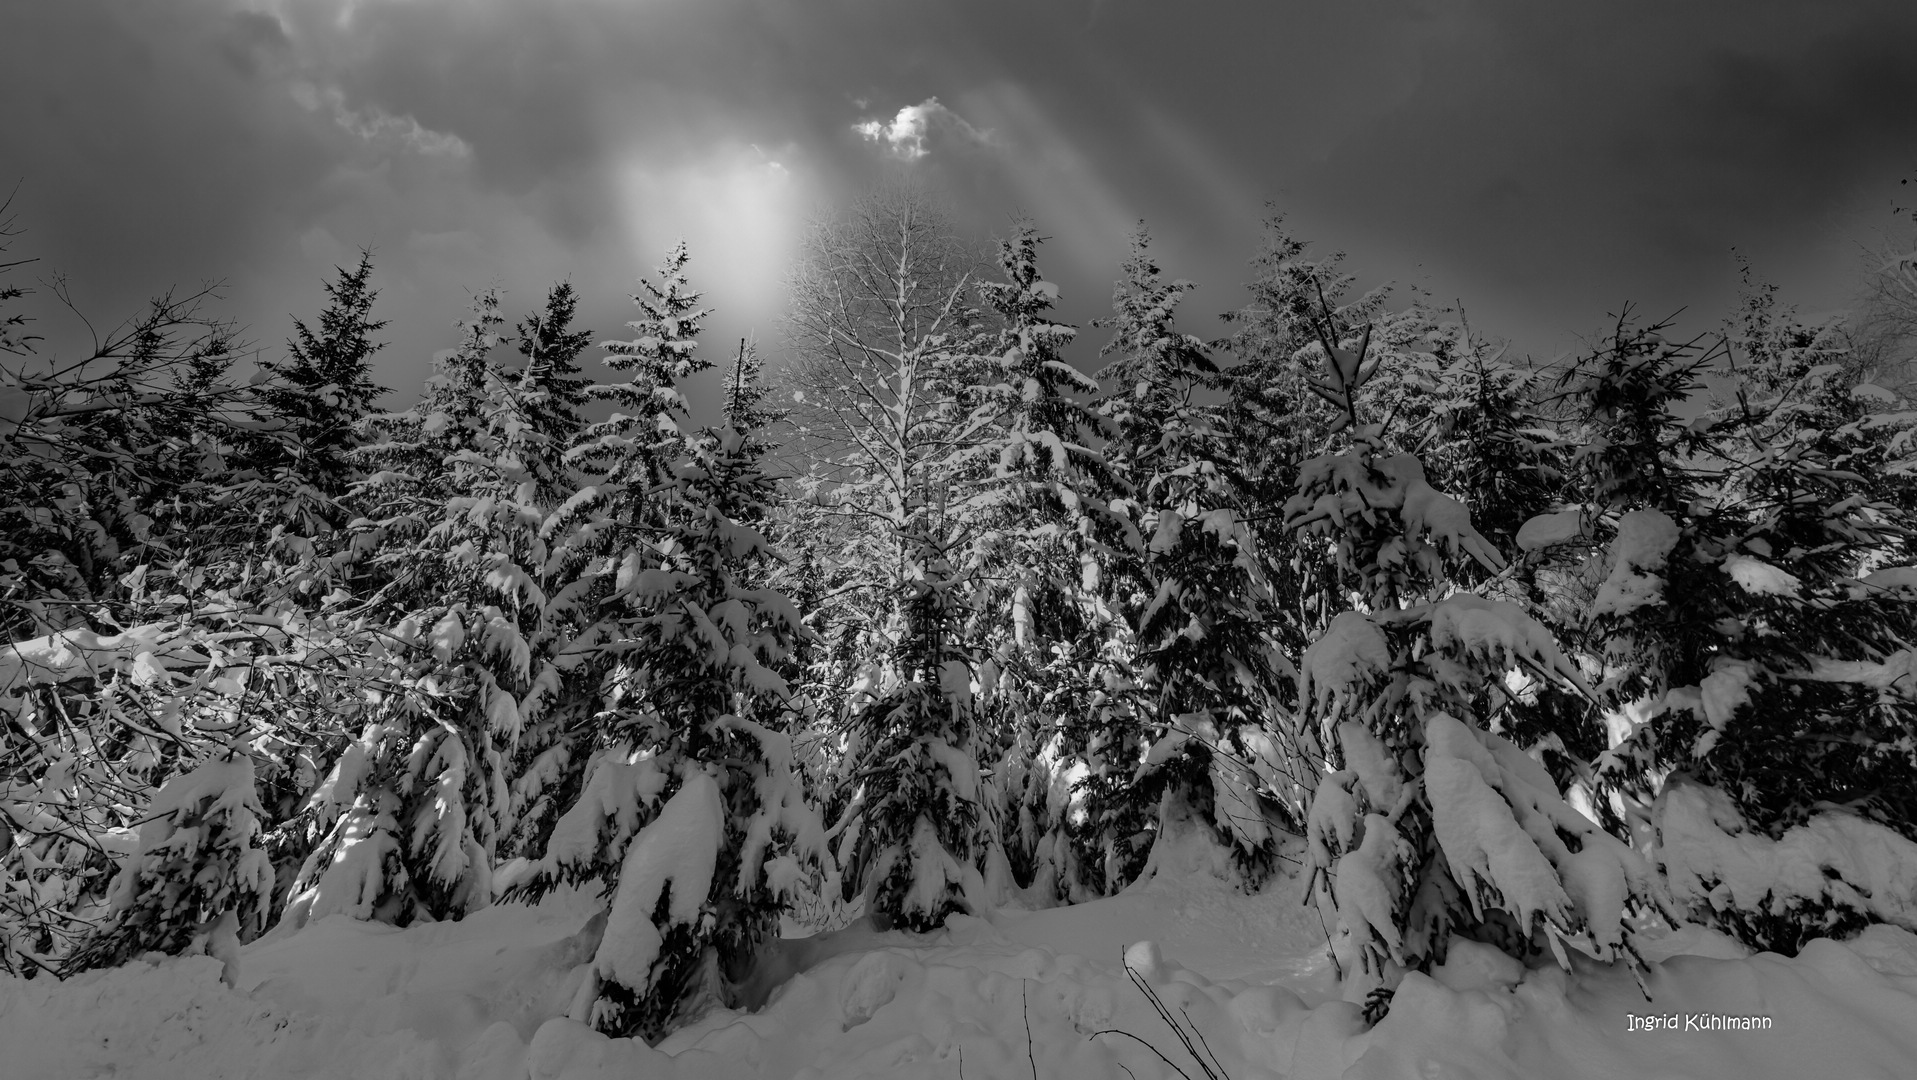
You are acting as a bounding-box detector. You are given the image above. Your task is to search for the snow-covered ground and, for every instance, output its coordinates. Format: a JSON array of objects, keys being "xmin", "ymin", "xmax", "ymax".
[{"xmin": 6, "ymin": 837, "xmax": 1917, "ymax": 1080}]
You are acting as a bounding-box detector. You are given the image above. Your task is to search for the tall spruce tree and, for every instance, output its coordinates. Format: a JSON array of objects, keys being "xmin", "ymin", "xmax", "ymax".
[
  {"xmin": 510, "ymin": 282, "xmax": 595, "ymax": 505},
  {"xmin": 258, "ymin": 252, "xmax": 388, "ymax": 514},
  {"xmin": 1086, "ymin": 224, "xmax": 1295, "ymax": 891},
  {"xmin": 506, "ymin": 246, "xmax": 823, "ymax": 1041},
  {"xmin": 285, "ymin": 294, "xmax": 516, "ymax": 929},
  {"xmin": 958, "ymin": 222, "xmax": 1123, "ymax": 903}
]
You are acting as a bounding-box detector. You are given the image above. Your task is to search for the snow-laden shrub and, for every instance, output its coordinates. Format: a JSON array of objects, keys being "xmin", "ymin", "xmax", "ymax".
[
  {"xmin": 979, "ymin": 718, "xmax": 1082, "ymax": 907},
  {"xmin": 64, "ymin": 752, "xmax": 273, "ymax": 979},
  {"xmin": 1653, "ymin": 777, "xmax": 1917, "ymax": 954},
  {"xmin": 278, "ymin": 698, "xmax": 499, "ymax": 929},
  {"xmin": 1286, "ymin": 311, "xmax": 1652, "ymax": 1008},
  {"xmin": 570, "ymin": 767, "xmax": 725, "ymax": 1038},
  {"xmin": 1561, "ymin": 305, "xmax": 1917, "ymax": 955},
  {"xmin": 1, "ymin": 597, "xmax": 364, "ymax": 974}
]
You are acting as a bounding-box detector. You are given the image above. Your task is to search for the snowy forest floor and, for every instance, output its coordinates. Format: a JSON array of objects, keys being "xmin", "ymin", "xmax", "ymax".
[{"xmin": 6, "ymin": 835, "xmax": 1917, "ymax": 1080}]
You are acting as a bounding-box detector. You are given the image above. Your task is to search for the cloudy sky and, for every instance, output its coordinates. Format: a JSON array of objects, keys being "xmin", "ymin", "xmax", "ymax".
[{"xmin": 7, "ymin": 0, "xmax": 1916, "ymax": 417}]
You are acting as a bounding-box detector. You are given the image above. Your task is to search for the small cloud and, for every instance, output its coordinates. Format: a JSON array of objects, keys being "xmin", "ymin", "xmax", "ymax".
[
  {"xmin": 750, "ymin": 142, "xmax": 793, "ymax": 180},
  {"xmin": 852, "ymin": 97, "xmax": 993, "ymax": 160},
  {"xmin": 291, "ymin": 81, "xmax": 470, "ymax": 158}
]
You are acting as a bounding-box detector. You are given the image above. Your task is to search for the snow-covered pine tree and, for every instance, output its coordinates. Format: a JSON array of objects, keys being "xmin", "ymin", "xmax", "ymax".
[
  {"xmin": 500, "ymin": 251, "xmax": 822, "ymax": 1040},
  {"xmin": 285, "ymin": 289, "xmax": 565, "ymax": 929},
  {"xmin": 1287, "ymin": 293, "xmax": 1649, "ymax": 1016},
  {"xmin": 1390, "ymin": 325, "xmax": 1594, "ymax": 789},
  {"xmin": 569, "ymin": 425, "xmax": 821, "ymax": 1040},
  {"xmin": 1560, "ymin": 290, "xmax": 1917, "ymax": 955},
  {"xmin": 360, "ymin": 290, "xmax": 503, "ymax": 491},
  {"xmin": 572, "ymin": 241, "xmax": 710, "ymax": 534},
  {"xmin": 495, "ymin": 251, "xmax": 717, "ymax": 906},
  {"xmin": 1086, "ymin": 224, "xmax": 1295, "ymax": 891},
  {"xmin": 351, "ymin": 289, "xmax": 507, "ymax": 590},
  {"xmin": 1215, "ymin": 213, "xmax": 1358, "ymax": 696},
  {"xmin": 1398, "ymin": 325, "xmax": 1568, "ymax": 573},
  {"xmin": 493, "ymin": 283, "xmax": 607, "ymax": 865},
  {"xmin": 255, "ymin": 252, "xmax": 389, "ymax": 525},
  {"xmin": 720, "ymin": 336, "xmax": 784, "ymax": 451},
  {"xmin": 954, "ymin": 222, "xmax": 1123, "ymax": 904},
  {"xmin": 836, "ymin": 507, "xmax": 993, "ymax": 932},
  {"xmin": 1217, "ymin": 209, "xmax": 1397, "ymax": 469},
  {"xmin": 64, "ymin": 750, "xmax": 273, "ymax": 980},
  {"xmin": 509, "ymin": 282, "xmax": 595, "ymax": 506},
  {"xmin": 1215, "ymin": 212, "xmax": 1455, "ymax": 666}
]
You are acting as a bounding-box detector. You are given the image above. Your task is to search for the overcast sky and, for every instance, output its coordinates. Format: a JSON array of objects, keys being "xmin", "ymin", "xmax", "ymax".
[{"xmin": 7, "ymin": 0, "xmax": 1916, "ymax": 418}]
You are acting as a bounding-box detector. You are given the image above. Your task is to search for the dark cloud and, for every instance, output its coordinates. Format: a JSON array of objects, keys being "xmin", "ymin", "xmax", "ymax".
[
  {"xmin": 6, "ymin": 0, "xmax": 1911, "ymax": 407},
  {"xmin": 1657, "ymin": 19, "xmax": 1917, "ymax": 227},
  {"xmin": 4, "ymin": 2, "xmax": 329, "ymax": 334},
  {"xmin": 1195, "ymin": 0, "xmax": 1917, "ymax": 349}
]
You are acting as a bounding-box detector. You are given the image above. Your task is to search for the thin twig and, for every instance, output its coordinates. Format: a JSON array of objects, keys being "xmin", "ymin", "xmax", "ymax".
[
  {"xmin": 1023, "ymin": 978, "xmax": 1038, "ymax": 1080},
  {"xmin": 1181, "ymin": 1006, "xmax": 1229, "ymax": 1080},
  {"xmin": 1088, "ymin": 1027, "xmax": 1197, "ymax": 1080}
]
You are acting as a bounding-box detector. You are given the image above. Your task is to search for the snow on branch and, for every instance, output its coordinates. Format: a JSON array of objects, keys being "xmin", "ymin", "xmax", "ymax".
[{"xmin": 1424, "ymin": 713, "xmax": 1648, "ymax": 964}]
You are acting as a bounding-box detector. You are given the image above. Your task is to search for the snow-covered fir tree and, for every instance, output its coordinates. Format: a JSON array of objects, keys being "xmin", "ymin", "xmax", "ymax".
[
  {"xmin": 835, "ymin": 508, "xmax": 993, "ymax": 931},
  {"xmin": 1555, "ymin": 295, "xmax": 1917, "ymax": 954},
  {"xmin": 1286, "ymin": 291, "xmax": 1650, "ymax": 1017},
  {"xmin": 508, "ymin": 282, "xmax": 595, "ymax": 506},
  {"xmin": 493, "ymin": 283, "xmax": 607, "ymax": 863},
  {"xmin": 1084, "ymin": 224, "xmax": 1295, "ymax": 892},
  {"xmin": 255, "ymin": 252, "xmax": 389, "ymax": 525},
  {"xmin": 955, "ymin": 222, "xmax": 1124, "ymax": 904},
  {"xmin": 573, "ymin": 241, "xmax": 712, "ymax": 520},
  {"xmin": 496, "ymin": 246, "xmax": 824, "ymax": 1042},
  {"xmin": 287, "ymin": 283, "xmax": 606, "ymax": 929}
]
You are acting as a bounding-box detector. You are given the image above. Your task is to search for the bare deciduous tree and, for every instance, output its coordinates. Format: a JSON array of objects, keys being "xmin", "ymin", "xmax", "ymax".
[
  {"xmin": 777, "ymin": 178, "xmax": 993, "ymax": 526},
  {"xmin": 1851, "ymin": 237, "xmax": 1917, "ymax": 396}
]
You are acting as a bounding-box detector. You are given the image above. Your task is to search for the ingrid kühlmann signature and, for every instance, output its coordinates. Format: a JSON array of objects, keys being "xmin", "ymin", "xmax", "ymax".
[{"xmin": 1627, "ymin": 1013, "xmax": 1775, "ymax": 1032}]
